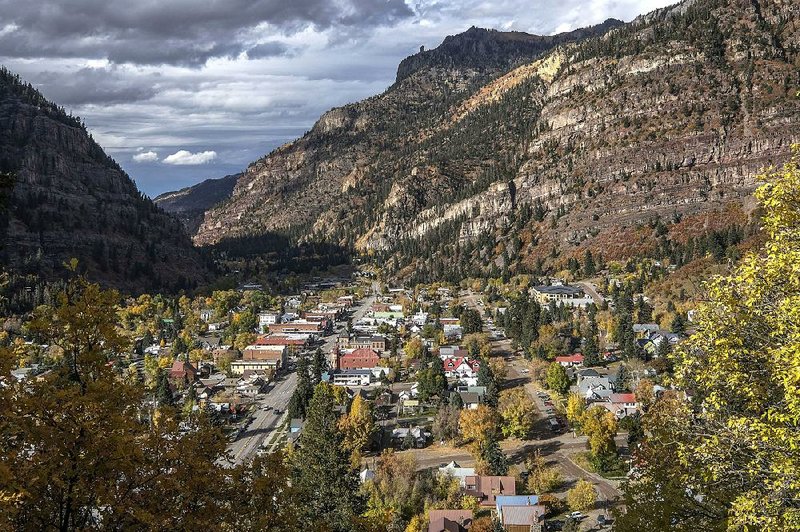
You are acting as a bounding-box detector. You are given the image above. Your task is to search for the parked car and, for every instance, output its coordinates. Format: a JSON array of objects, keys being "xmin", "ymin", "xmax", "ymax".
[{"xmin": 568, "ymin": 511, "xmax": 584, "ymax": 520}]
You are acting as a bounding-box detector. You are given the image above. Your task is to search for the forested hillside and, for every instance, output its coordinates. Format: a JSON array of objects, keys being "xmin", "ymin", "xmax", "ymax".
[
  {"xmin": 192, "ymin": 0, "xmax": 799, "ymax": 285},
  {"xmin": 0, "ymin": 68, "xmax": 208, "ymax": 293}
]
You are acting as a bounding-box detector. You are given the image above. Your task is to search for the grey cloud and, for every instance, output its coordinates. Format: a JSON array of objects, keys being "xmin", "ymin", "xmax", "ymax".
[
  {"xmin": 0, "ymin": 0, "xmax": 414, "ymax": 66},
  {"xmin": 35, "ymin": 67, "xmax": 157, "ymax": 105},
  {"xmin": 247, "ymin": 41, "xmax": 292, "ymax": 59}
]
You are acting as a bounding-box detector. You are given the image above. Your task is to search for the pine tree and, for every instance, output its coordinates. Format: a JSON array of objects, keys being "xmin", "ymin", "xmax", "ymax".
[
  {"xmin": 478, "ymin": 436, "xmax": 509, "ymax": 476},
  {"xmin": 293, "ymin": 384, "xmax": 365, "ymax": 530}
]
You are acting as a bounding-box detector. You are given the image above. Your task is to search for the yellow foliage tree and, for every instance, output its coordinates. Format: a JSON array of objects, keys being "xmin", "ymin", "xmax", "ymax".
[
  {"xmin": 618, "ymin": 147, "xmax": 800, "ymax": 531},
  {"xmin": 566, "ymin": 479, "xmax": 596, "ymax": 512}
]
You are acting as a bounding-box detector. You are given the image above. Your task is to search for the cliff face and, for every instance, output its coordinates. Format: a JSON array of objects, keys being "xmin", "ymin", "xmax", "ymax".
[
  {"xmin": 0, "ymin": 68, "xmax": 207, "ymax": 292},
  {"xmin": 154, "ymin": 173, "xmax": 239, "ymax": 235},
  {"xmin": 193, "ymin": 0, "xmax": 800, "ymax": 281}
]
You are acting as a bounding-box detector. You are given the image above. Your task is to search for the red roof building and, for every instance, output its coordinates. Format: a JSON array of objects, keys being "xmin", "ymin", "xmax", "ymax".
[
  {"xmin": 338, "ymin": 348, "xmax": 380, "ymax": 370},
  {"xmin": 169, "ymin": 359, "xmax": 197, "ymax": 382},
  {"xmin": 555, "ymin": 353, "xmax": 584, "ymax": 367}
]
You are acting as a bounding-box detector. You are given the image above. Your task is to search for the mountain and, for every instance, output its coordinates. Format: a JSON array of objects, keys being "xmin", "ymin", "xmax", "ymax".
[
  {"xmin": 192, "ymin": 0, "xmax": 800, "ymax": 283},
  {"xmin": 0, "ymin": 68, "xmax": 208, "ymax": 292},
  {"xmin": 395, "ymin": 20, "xmax": 624, "ymax": 83},
  {"xmin": 154, "ymin": 173, "xmax": 239, "ymax": 235}
]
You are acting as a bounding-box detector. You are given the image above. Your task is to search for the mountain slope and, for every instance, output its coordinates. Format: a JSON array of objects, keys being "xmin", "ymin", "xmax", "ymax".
[
  {"xmin": 154, "ymin": 173, "xmax": 239, "ymax": 234},
  {"xmin": 193, "ymin": 0, "xmax": 800, "ymax": 283},
  {"xmin": 0, "ymin": 68, "xmax": 207, "ymax": 292}
]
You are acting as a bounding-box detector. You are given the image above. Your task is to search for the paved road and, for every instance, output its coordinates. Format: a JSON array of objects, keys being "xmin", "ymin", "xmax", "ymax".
[
  {"xmin": 226, "ymin": 370, "xmax": 297, "ymax": 466},
  {"xmin": 575, "ymin": 281, "xmax": 605, "ymax": 306}
]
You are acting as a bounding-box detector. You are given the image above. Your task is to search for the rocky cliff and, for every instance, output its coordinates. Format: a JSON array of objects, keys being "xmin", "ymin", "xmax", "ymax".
[
  {"xmin": 193, "ymin": 0, "xmax": 800, "ymax": 282},
  {"xmin": 0, "ymin": 68, "xmax": 208, "ymax": 292}
]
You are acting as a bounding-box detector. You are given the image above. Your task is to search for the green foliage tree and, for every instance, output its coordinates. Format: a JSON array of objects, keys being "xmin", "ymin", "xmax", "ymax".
[
  {"xmin": 292, "ymin": 383, "xmax": 365, "ymax": 530},
  {"xmin": 545, "ymin": 362, "xmax": 570, "ymax": 395}
]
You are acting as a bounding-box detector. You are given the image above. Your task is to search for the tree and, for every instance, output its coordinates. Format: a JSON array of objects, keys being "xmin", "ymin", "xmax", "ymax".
[
  {"xmin": 476, "ymin": 436, "xmax": 509, "ymax": 476},
  {"xmin": 619, "ymin": 151, "xmax": 800, "ymax": 530},
  {"xmin": 460, "ymin": 308, "xmax": 483, "ymax": 335},
  {"xmin": 404, "ymin": 337, "xmax": 424, "ymax": 360},
  {"xmin": 583, "ymin": 304, "xmax": 600, "ymax": 367},
  {"xmin": 567, "ymin": 479, "xmax": 596, "ymax": 512},
  {"xmin": 288, "ymin": 352, "xmax": 313, "ymax": 419},
  {"xmin": 339, "ymin": 395, "xmax": 376, "ymax": 460},
  {"xmin": 155, "ymin": 368, "xmax": 174, "ymax": 407},
  {"xmin": 581, "ymin": 406, "xmax": 618, "ymax": 460},
  {"xmin": 432, "ymin": 404, "xmax": 461, "ymax": 444},
  {"xmin": 0, "ymin": 277, "xmax": 234, "ymax": 529},
  {"xmin": 476, "ymin": 359, "xmax": 499, "ymax": 407},
  {"xmin": 498, "ymin": 388, "xmax": 535, "ymax": 439},
  {"xmin": 526, "ymin": 450, "xmax": 562, "ymax": 494},
  {"xmin": 459, "ymin": 405, "xmax": 499, "ymax": 447},
  {"xmin": 311, "ymin": 347, "xmax": 326, "ymax": 384},
  {"xmin": 545, "ymin": 362, "xmax": 570, "ymax": 395},
  {"xmin": 583, "ymin": 249, "xmax": 597, "ymax": 277},
  {"xmin": 292, "ymin": 383, "xmax": 365, "ymax": 531},
  {"xmin": 416, "ymin": 361, "xmax": 446, "ymax": 402},
  {"xmin": 226, "ymin": 451, "xmax": 300, "ymax": 531},
  {"xmin": 566, "ymin": 392, "xmax": 587, "ymax": 428}
]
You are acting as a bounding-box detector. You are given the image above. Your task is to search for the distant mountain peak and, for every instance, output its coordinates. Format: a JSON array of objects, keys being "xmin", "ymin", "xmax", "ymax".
[{"xmin": 395, "ymin": 18, "xmax": 624, "ymax": 83}]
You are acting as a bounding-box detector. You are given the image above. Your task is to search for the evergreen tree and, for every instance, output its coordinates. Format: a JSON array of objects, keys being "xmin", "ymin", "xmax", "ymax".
[
  {"xmin": 288, "ymin": 353, "xmax": 313, "ymax": 419},
  {"xmin": 311, "ymin": 348, "xmax": 326, "ymax": 385},
  {"xmin": 293, "ymin": 384, "xmax": 365, "ymax": 530},
  {"xmin": 155, "ymin": 369, "xmax": 174, "ymax": 407},
  {"xmin": 583, "ymin": 304, "xmax": 600, "ymax": 367},
  {"xmin": 583, "ymin": 249, "xmax": 596, "ymax": 277},
  {"xmin": 478, "ymin": 436, "xmax": 509, "ymax": 476}
]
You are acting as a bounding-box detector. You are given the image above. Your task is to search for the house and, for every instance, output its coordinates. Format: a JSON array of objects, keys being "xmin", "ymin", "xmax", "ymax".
[
  {"xmin": 359, "ymin": 468, "xmax": 376, "ymax": 484},
  {"xmin": 464, "ymin": 475, "xmax": 516, "ymax": 506},
  {"xmin": 633, "ymin": 323, "xmax": 660, "ymax": 338},
  {"xmin": 256, "ymin": 334, "xmax": 309, "ymax": 355},
  {"xmin": 577, "ymin": 372, "xmax": 613, "ymax": 402},
  {"xmin": 442, "ymin": 357, "xmax": 481, "ymax": 379},
  {"xmin": 289, "ymin": 418, "xmax": 304, "ymax": 444},
  {"xmin": 331, "ymin": 369, "xmax": 373, "ymax": 387},
  {"xmin": 443, "ymin": 324, "xmax": 463, "ymax": 340},
  {"xmin": 555, "ymin": 353, "xmax": 584, "ymax": 367},
  {"xmin": 391, "ymin": 426, "xmax": 430, "ymax": 448},
  {"xmin": 428, "ymin": 510, "xmax": 473, "ymax": 532},
  {"xmin": 495, "ymin": 496, "xmax": 546, "ymax": 531},
  {"xmin": 242, "ymin": 344, "xmax": 287, "ymax": 370},
  {"xmin": 338, "ymin": 348, "xmax": 381, "ymax": 370},
  {"xmin": 169, "ymin": 359, "xmax": 197, "ymax": 383},
  {"xmin": 438, "ymin": 461, "xmax": 475, "ymax": 487},
  {"xmin": 439, "ymin": 346, "xmax": 469, "ymax": 360},
  {"xmin": 258, "ymin": 311, "xmax": 281, "ymax": 331},
  {"xmin": 400, "ymin": 399, "xmax": 420, "ymax": 414},
  {"xmin": 455, "ymin": 386, "xmax": 487, "ymax": 409},
  {"xmin": 208, "ymin": 321, "xmax": 228, "ymax": 332},
  {"xmin": 501, "ymin": 505, "xmax": 546, "ymax": 532},
  {"xmin": 530, "ymin": 284, "xmax": 593, "ymax": 307},
  {"xmin": 199, "ymin": 308, "xmax": 214, "ymax": 322},
  {"xmin": 603, "ymin": 392, "xmax": 639, "ymax": 418},
  {"xmin": 268, "ymin": 320, "xmax": 323, "ymax": 334}
]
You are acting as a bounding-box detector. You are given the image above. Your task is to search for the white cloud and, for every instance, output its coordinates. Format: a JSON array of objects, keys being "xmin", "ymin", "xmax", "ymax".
[
  {"xmin": 162, "ymin": 149, "xmax": 218, "ymax": 165},
  {"xmin": 132, "ymin": 149, "xmax": 159, "ymax": 162}
]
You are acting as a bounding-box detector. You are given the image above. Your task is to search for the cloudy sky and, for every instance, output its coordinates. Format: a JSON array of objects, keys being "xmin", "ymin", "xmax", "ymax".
[{"xmin": 0, "ymin": 0, "xmax": 675, "ymax": 197}]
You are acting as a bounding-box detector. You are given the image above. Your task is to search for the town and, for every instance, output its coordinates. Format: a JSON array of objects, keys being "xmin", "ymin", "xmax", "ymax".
[{"xmin": 8, "ymin": 254, "xmax": 694, "ymax": 531}]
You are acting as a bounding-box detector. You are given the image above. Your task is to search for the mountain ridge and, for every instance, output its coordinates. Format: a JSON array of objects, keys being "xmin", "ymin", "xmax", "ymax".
[
  {"xmin": 189, "ymin": 0, "xmax": 798, "ymax": 283},
  {"xmin": 0, "ymin": 67, "xmax": 208, "ymax": 292}
]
